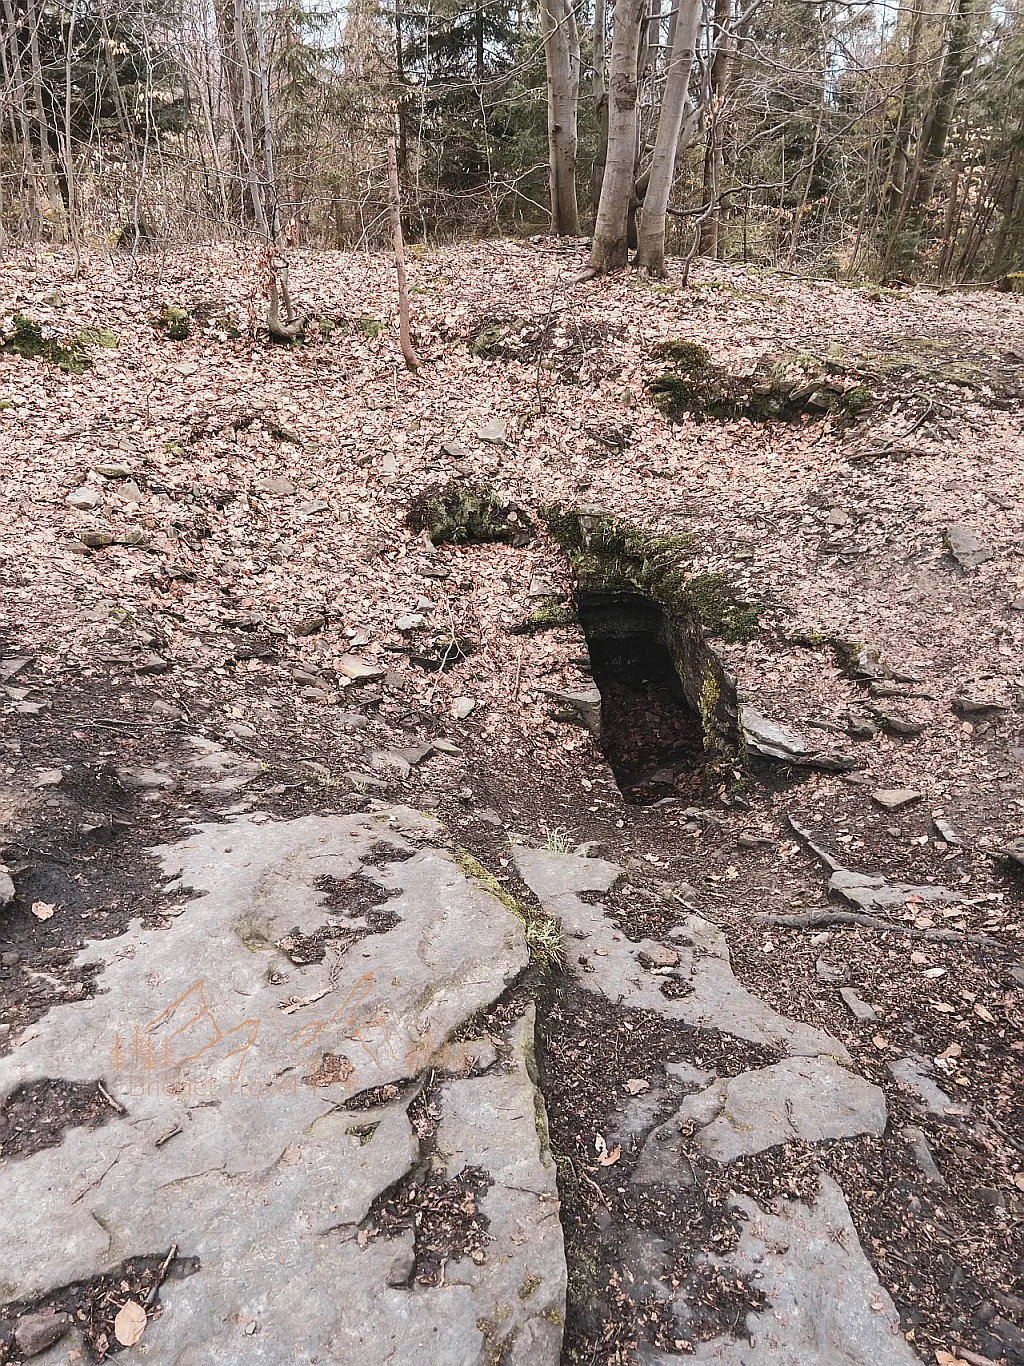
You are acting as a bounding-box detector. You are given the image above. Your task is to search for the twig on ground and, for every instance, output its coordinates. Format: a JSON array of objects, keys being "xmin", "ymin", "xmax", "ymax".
[
  {"xmin": 97, "ymin": 1081, "xmax": 126, "ymax": 1115},
  {"xmin": 143, "ymin": 1243, "xmax": 178, "ymax": 1307}
]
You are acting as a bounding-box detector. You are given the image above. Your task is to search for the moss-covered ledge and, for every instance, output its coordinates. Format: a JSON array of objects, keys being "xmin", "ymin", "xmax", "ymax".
[{"xmin": 544, "ymin": 507, "xmax": 761, "ymax": 770}]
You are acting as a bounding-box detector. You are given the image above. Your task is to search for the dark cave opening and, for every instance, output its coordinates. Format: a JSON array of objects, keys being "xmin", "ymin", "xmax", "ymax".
[{"xmin": 576, "ymin": 591, "xmax": 706, "ymax": 805}]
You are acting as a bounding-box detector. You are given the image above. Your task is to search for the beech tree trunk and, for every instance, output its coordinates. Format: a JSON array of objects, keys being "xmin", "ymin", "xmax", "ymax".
[
  {"xmin": 635, "ymin": 0, "xmax": 702, "ymax": 276},
  {"xmin": 591, "ymin": 0, "xmax": 609, "ymax": 205},
  {"xmin": 587, "ymin": 0, "xmax": 645, "ymax": 273},
  {"xmin": 698, "ymin": 0, "xmax": 733, "ymax": 258},
  {"xmin": 542, "ymin": 0, "xmax": 581, "ymax": 235}
]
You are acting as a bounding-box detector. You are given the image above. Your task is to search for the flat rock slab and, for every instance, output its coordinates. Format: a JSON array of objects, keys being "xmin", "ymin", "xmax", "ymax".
[
  {"xmin": 647, "ymin": 1175, "xmax": 920, "ymax": 1365},
  {"xmin": 944, "ymin": 525, "xmax": 993, "ymax": 570},
  {"xmin": 672, "ymin": 1057, "xmax": 888, "ymax": 1162},
  {"xmin": 0, "ymin": 809, "xmax": 563, "ymax": 1364},
  {"xmin": 829, "ymin": 868, "xmax": 966, "ymax": 915},
  {"xmin": 514, "ymin": 848, "xmax": 848, "ymax": 1061}
]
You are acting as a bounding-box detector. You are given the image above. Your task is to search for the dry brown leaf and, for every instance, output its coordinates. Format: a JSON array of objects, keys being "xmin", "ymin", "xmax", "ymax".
[
  {"xmin": 624, "ymin": 1079, "xmax": 650, "ymax": 1095},
  {"xmin": 973, "ymin": 1002, "xmax": 996, "ymax": 1023},
  {"xmin": 113, "ymin": 1300, "xmax": 147, "ymax": 1347},
  {"xmin": 937, "ymin": 1042, "xmax": 963, "ymax": 1059},
  {"xmin": 596, "ymin": 1144, "xmax": 621, "ymax": 1167},
  {"xmin": 282, "ymin": 1145, "xmax": 301, "ymax": 1165},
  {"xmin": 30, "ymin": 901, "xmax": 55, "ymax": 920},
  {"xmin": 930, "ymin": 1002, "xmax": 955, "ymax": 1013}
]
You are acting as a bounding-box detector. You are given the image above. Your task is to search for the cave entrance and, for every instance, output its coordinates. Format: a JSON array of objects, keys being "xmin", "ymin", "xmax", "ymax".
[{"xmin": 576, "ymin": 591, "xmax": 706, "ymax": 805}]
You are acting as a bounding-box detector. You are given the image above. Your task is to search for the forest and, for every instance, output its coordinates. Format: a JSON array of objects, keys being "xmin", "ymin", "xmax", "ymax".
[{"xmin": 1, "ymin": 0, "xmax": 1023, "ymax": 284}]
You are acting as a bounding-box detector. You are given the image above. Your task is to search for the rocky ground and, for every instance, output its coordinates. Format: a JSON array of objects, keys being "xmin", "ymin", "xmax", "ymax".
[{"xmin": 0, "ymin": 240, "xmax": 1021, "ymax": 1365}]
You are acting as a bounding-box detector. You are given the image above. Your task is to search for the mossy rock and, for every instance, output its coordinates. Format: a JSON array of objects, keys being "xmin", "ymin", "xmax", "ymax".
[
  {"xmin": 508, "ymin": 602, "xmax": 578, "ymax": 635},
  {"xmin": 998, "ymin": 272, "xmax": 1024, "ymax": 294},
  {"xmin": 648, "ymin": 342, "xmax": 873, "ymax": 424},
  {"xmin": 1, "ymin": 313, "xmax": 116, "ymax": 374},
  {"xmin": 407, "ymin": 481, "xmax": 533, "ymax": 546},
  {"xmin": 153, "ymin": 305, "xmax": 192, "ymax": 341}
]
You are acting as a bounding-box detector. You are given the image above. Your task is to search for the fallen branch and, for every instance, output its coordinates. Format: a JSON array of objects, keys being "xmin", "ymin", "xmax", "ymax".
[{"xmin": 760, "ymin": 909, "xmax": 1003, "ymax": 949}]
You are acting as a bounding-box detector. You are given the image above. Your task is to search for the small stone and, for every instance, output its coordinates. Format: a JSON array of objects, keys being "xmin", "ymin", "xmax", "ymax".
[
  {"xmin": 839, "ymin": 986, "xmax": 877, "ymax": 1021},
  {"xmin": 933, "ymin": 817, "xmax": 961, "ymax": 845},
  {"xmin": 118, "ymin": 766, "xmax": 175, "ymax": 791},
  {"xmin": 395, "ymin": 614, "xmax": 425, "ymax": 633},
  {"xmin": 951, "ymin": 695, "xmax": 1008, "ymax": 719},
  {"xmin": 737, "ymin": 831, "xmax": 775, "ymax": 849},
  {"xmin": 528, "ymin": 577, "xmax": 558, "ymax": 599},
  {"xmin": 870, "ymin": 788, "xmax": 921, "ymax": 811},
  {"xmin": 302, "ymin": 500, "xmax": 331, "ymax": 516},
  {"xmin": 119, "ymin": 478, "xmax": 143, "ymax": 504},
  {"xmin": 33, "ymin": 768, "xmax": 63, "ymax": 788},
  {"xmin": 902, "ymin": 1126, "xmax": 945, "ymax": 1184},
  {"xmin": 370, "ymin": 751, "xmax": 412, "ymax": 779},
  {"xmin": 300, "ymin": 686, "xmax": 327, "ymax": 701},
  {"xmin": 381, "ymin": 452, "xmax": 398, "ymax": 477},
  {"xmin": 135, "ymin": 653, "xmax": 170, "ymax": 675},
  {"xmin": 441, "ymin": 438, "xmax": 471, "ymax": 459},
  {"xmin": 65, "ymin": 487, "xmax": 102, "ymax": 510},
  {"xmin": 1, "ymin": 950, "xmax": 19, "ymax": 966},
  {"xmin": 92, "ymin": 460, "xmax": 131, "ymax": 478},
  {"xmin": 0, "ymin": 871, "xmax": 15, "ymax": 910},
  {"xmin": 415, "ymin": 597, "xmax": 434, "ymax": 612},
  {"xmin": 452, "ymin": 697, "xmax": 477, "ymax": 719},
  {"xmin": 79, "ymin": 529, "xmax": 114, "ymax": 549},
  {"xmin": 295, "ymin": 613, "xmax": 327, "ymax": 637},
  {"xmin": 225, "ymin": 723, "xmax": 256, "ymax": 740},
  {"xmin": 347, "ymin": 627, "xmax": 373, "ymax": 648},
  {"xmin": 336, "ymin": 712, "xmax": 369, "ymax": 730},
  {"xmin": 846, "ymin": 712, "xmax": 878, "ymax": 739},
  {"xmin": 1010, "ymin": 597, "xmax": 1024, "ymax": 612},
  {"xmin": 257, "ymin": 475, "xmax": 296, "ymax": 497},
  {"xmin": 397, "ymin": 743, "xmax": 434, "ymax": 766},
  {"xmin": 816, "ymin": 957, "xmax": 851, "ymax": 984},
  {"xmin": 640, "ymin": 945, "xmax": 679, "ymax": 969},
  {"xmin": 336, "ymin": 654, "xmax": 386, "ymax": 683},
  {"xmin": 345, "ymin": 770, "xmax": 388, "ymax": 793},
  {"xmin": 176, "ymin": 361, "xmax": 198, "ymax": 377},
  {"xmin": 944, "ymin": 525, "xmax": 993, "ymax": 570},
  {"xmin": 431, "ymin": 738, "xmax": 463, "ymax": 756},
  {"xmin": 478, "ymin": 417, "xmax": 508, "ymax": 444},
  {"xmin": 825, "ymin": 508, "xmax": 850, "ymax": 528},
  {"xmin": 871, "ymin": 708, "xmax": 927, "ymax": 736},
  {"xmin": 741, "ymin": 706, "xmax": 806, "ymax": 759},
  {"xmin": 14, "ymin": 1310, "xmax": 72, "ymax": 1357}
]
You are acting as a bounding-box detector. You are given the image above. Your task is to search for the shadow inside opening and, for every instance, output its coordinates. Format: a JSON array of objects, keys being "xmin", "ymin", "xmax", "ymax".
[{"xmin": 577, "ymin": 591, "xmax": 705, "ymax": 805}]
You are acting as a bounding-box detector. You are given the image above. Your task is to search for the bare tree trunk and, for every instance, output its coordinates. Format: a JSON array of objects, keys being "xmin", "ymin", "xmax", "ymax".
[
  {"xmin": 587, "ymin": 0, "xmax": 646, "ymax": 274},
  {"xmin": 635, "ymin": 0, "xmax": 703, "ymax": 275},
  {"xmin": 1, "ymin": 0, "xmax": 40, "ymax": 238},
  {"xmin": 25, "ymin": 0, "xmax": 64, "ymax": 230},
  {"xmin": 699, "ymin": 0, "xmax": 733, "ymax": 257},
  {"xmin": 62, "ymin": 0, "xmax": 81, "ymax": 271},
  {"xmin": 233, "ymin": 0, "xmax": 268, "ymax": 236},
  {"xmin": 542, "ymin": 0, "xmax": 581, "ymax": 235},
  {"xmin": 591, "ymin": 0, "xmax": 609, "ymax": 206},
  {"xmin": 911, "ymin": 0, "xmax": 974, "ymax": 213},
  {"xmin": 387, "ymin": 129, "xmax": 420, "ymax": 372}
]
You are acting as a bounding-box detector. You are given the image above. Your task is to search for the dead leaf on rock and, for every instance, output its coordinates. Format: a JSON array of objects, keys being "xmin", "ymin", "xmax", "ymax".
[
  {"xmin": 282, "ymin": 1144, "xmax": 301, "ymax": 1165},
  {"xmin": 935, "ymin": 1351, "xmax": 970, "ymax": 1366},
  {"xmin": 113, "ymin": 1300, "xmax": 147, "ymax": 1347},
  {"xmin": 597, "ymin": 1144, "xmax": 621, "ymax": 1166},
  {"xmin": 30, "ymin": 901, "xmax": 55, "ymax": 920},
  {"xmin": 938, "ymin": 1042, "xmax": 963, "ymax": 1059},
  {"xmin": 624, "ymin": 1078, "xmax": 650, "ymax": 1095}
]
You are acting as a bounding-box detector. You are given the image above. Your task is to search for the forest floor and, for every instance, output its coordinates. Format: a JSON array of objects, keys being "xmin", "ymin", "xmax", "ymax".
[{"xmin": 0, "ymin": 239, "xmax": 1022, "ymax": 1366}]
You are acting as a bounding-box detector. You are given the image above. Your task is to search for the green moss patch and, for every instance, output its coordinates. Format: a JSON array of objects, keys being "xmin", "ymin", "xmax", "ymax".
[
  {"xmin": 408, "ymin": 481, "xmax": 533, "ymax": 547},
  {"xmin": 648, "ymin": 340, "xmax": 874, "ymax": 424},
  {"xmin": 1, "ymin": 314, "xmax": 117, "ymax": 374},
  {"xmin": 153, "ymin": 304, "xmax": 191, "ymax": 341}
]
